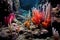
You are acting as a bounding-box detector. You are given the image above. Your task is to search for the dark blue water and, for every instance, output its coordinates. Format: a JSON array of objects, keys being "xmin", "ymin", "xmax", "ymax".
[{"xmin": 19, "ymin": 0, "xmax": 39, "ymax": 10}]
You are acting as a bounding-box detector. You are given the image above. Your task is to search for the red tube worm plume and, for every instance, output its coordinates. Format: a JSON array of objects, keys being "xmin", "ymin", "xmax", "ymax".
[
  {"xmin": 31, "ymin": 8, "xmax": 44, "ymax": 25},
  {"xmin": 42, "ymin": 14, "xmax": 51, "ymax": 28},
  {"xmin": 4, "ymin": 13, "xmax": 15, "ymax": 25}
]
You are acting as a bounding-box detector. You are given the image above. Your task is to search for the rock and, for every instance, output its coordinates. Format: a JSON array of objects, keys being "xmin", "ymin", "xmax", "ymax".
[{"xmin": 41, "ymin": 29, "xmax": 48, "ymax": 34}]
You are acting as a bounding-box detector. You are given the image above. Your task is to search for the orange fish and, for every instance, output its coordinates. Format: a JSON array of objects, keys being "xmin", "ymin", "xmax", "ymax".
[{"xmin": 24, "ymin": 20, "xmax": 30, "ymax": 29}]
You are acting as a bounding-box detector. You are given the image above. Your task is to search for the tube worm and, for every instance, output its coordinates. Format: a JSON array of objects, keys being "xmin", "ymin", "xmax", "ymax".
[{"xmin": 4, "ymin": 13, "xmax": 15, "ymax": 25}]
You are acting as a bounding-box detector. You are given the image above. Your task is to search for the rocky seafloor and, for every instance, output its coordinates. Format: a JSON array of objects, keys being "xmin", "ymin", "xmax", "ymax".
[{"xmin": 0, "ymin": 26, "xmax": 60, "ymax": 40}]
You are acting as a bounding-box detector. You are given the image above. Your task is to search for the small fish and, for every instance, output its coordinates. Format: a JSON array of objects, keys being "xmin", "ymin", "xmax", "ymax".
[{"xmin": 24, "ymin": 20, "xmax": 30, "ymax": 29}]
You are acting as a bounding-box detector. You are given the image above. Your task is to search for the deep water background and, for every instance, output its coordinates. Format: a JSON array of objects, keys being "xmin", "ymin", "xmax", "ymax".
[
  {"xmin": 19, "ymin": 0, "xmax": 39, "ymax": 10},
  {"xmin": 19, "ymin": 0, "xmax": 47, "ymax": 10}
]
